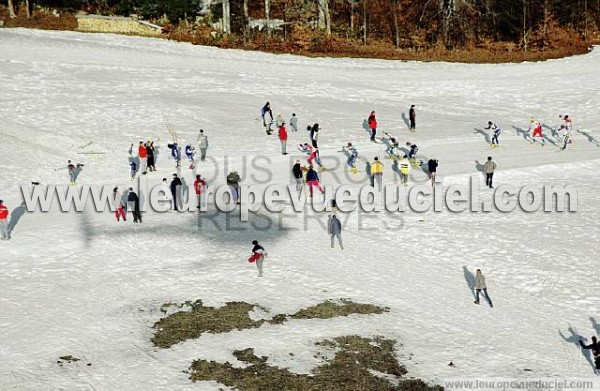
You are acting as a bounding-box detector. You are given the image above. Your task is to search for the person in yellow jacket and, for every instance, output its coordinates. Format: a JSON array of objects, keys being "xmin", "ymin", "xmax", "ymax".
[
  {"xmin": 399, "ymin": 155, "xmax": 410, "ymax": 186},
  {"xmin": 370, "ymin": 156, "xmax": 384, "ymax": 191}
]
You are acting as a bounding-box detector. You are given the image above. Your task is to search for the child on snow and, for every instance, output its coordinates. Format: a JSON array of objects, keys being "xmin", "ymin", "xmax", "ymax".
[
  {"xmin": 289, "ymin": 113, "xmax": 298, "ymax": 132},
  {"xmin": 368, "ymin": 111, "xmax": 377, "ymax": 141},
  {"xmin": 227, "ymin": 171, "xmax": 242, "ymax": 204},
  {"xmin": 138, "ymin": 141, "xmax": 147, "ymax": 174},
  {"xmin": 399, "ymin": 155, "xmax": 410, "ymax": 186},
  {"xmin": 579, "ymin": 336, "xmax": 600, "ymax": 374},
  {"xmin": 343, "ymin": 143, "xmax": 358, "ymax": 169},
  {"xmin": 306, "ymin": 166, "xmax": 324, "ymax": 197},
  {"xmin": 299, "ymin": 143, "xmax": 313, "ymax": 155},
  {"xmin": 406, "ymin": 142, "xmax": 420, "ymax": 167},
  {"xmin": 168, "ymin": 143, "xmax": 182, "ymax": 168},
  {"xmin": 307, "ymin": 148, "xmax": 322, "ymax": 167},
  {"xmin": 383, "ymin": 132, "xmax": 400, "ymax": 157},
  {"xmin": 261, "ymin": 102, "xmax": 273, "ymax": 127},
  {"xmin": 485, "ymin": 121, "xmax": 501, "ymax": 147},
  {"xmin": 0, "ymin": 199, "xmax": 9, "ymax": 240},
  {"xmin": 67, "ymin": 160, "xmax": 84, "ymax": 185},
  {"xmin": 528, "ymin": 118, "xmax": 545, "ymax": 145},
  {"xmin": 427, "ymin": 158, "xmax": 438, "ymax": 185},
  {"xmin": 113, "ymin": 187, "xmax": 126, "ymax": 222},
  {"xmin": 193, "ymin": 174, "xmax": 206, "ymax": 209},
  {"xmin": 185, "ymin": 144, "xmax": 196, "ymax": 168},
  {"xmin": 292, "ymin": 160, "xmax": 304, "ymax": 191},
  {"xmin": 129, "ymin": 158, "xmax": 138, "ymax": 180},
  {"xmin": 278, "ymin": 124, "xmax": 288, "ymax": 155},
  {"xmin": 248, "ymin": 240, "xmax": 267, "ymax": 277}
]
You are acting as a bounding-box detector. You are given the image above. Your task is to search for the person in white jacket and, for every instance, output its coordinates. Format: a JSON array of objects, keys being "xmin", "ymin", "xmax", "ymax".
[
  {"xmin": 160, "ymin": 177, "xmax": 174, "ymax": 211},
  {"xmin": 197, "ymin": 129, "xmax": 209, "ymax": 161},
  {"xmin": 289, "ymin": 113, "xmax": 298, "ymax": 132},
  {"xmin": 474, "ymin": 269, "xmax": 493, "ymax": 307}
]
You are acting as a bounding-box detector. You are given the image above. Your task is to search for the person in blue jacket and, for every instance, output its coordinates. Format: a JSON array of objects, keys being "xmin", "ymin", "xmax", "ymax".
[{"xmin": 261, "ymin": 102, "xmax": 273, "ymax": 127}]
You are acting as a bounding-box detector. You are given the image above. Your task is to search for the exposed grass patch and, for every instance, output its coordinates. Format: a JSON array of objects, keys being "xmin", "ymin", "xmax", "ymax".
[
  {"xmin": 189, "ymin": 335, "xmax": 443, "ymax": 391},
  {"xmin": 152, "ymin": 300, "xmax": 266, "ymax": 349},
  {"xmin": 152, "ymin": 299, "xmax": 387, "ymax": 348},
  {"xmin": 57, "ymin": 355, "xmax": 80, "ymax": 363},
  {"xmin": 286, "ymin": 298, "xmax": 388, "ymax": 321}
]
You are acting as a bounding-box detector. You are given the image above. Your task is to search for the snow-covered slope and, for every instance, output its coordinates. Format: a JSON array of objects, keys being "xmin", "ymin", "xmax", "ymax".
[{"xmin": 1, "ymin": 28, "xmax": 599, "ymax": 390}]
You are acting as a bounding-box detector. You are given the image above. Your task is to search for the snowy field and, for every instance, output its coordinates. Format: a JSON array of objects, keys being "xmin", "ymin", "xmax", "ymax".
[{"xmin": 1, "ymin": 28, "xmax": 600, "ymax": 390}]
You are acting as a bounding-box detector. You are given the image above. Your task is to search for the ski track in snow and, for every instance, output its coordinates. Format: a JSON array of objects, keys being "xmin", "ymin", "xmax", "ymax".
[{"xmin": 1, "ymin": 28, "xmax": 600, "ymax": 390}]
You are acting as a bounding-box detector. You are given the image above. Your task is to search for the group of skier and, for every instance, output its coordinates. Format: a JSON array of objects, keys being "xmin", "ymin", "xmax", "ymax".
[{"xmin": 481, "ymin": 114, "xmax": 573, "ymax": 150}]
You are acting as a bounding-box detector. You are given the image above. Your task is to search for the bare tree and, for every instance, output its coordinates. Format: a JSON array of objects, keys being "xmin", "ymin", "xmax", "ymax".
[
  {"xmin": 243, "ymin": 0, "xmax": 249, "ymax": 41},
  {"xmin": 7, "ymin": 0, "xmax": 17, "ymax": 18},
  {"xmin": 265, "ymin": 0, "xmax": 271, "ymax": 36},
  {"xmin": 393, "ymin": 0, "xmax": 400, "ymax": 48},
  {"xmin": 24, "ymin": 0, "xmax": 31, "ymax": 18},
  {"xmin": 317, "ymin": 0, "xmax": 332, "ymax": 35},
  {"xmin": 362, "ymin": 0, "xmax": 368, "ymax": 44},
  {"xmin": 522, "ymin": 0, "xmax": 530, "ymax": 51},
  {"xmin": 222, "ymin": 0, "xmax": 231, "ymax": 34}
]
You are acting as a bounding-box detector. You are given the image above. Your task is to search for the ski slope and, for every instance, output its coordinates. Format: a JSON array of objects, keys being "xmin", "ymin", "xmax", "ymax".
[{"xmin": 1, "ymin": 28, "xmax": 600, "ymax": 390}]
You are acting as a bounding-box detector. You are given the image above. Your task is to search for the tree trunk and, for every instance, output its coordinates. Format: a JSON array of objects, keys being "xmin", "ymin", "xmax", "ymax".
[
  {"xmin": 325, "ymin": 0, "xmax": 331, "ymax": 35},
  {"xmin": 522, "ymin": 0, "xmax": 528, "ymax": 51},
  {"xmin": 362, "ymin": 0, "xmax": 367, "ymax": 45},
  {"xmin": 265, "ymin": 0, "xmax": 271, "ymax": 36},
  {"xmin": 393, "ymin": 0, "xmax": 399, "ymax": 48},
  {"xmin": 318, "ymin": 0, "xmax": 326, "ymax": 30},
  {"xmin": 243, "ymin": 0, "xmax": 249, "ymax": 42},
  {"xmin": 542, "ymin": 0, "xmax": 549, "ymax": 49},
  {"xmin": 350, "ymin": 1, "xmax": 354, "ymax": 39},
  {"xmin": 7, "ymin": 0, "xmax": 16, "ymax": 18},
  {"xmin": 25, "ymin": 0, "xmax": 31, "ymax": 18},
  {"xmin": 222, "ymin": 0, "xmax": 231, "ymax": 34}
]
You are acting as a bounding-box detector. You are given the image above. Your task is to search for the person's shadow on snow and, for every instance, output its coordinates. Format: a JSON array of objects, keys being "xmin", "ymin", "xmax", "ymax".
[
  {"xmin": 463, "ymin": 266, "xmax": 477, "ymax": 300},
  {"xmin": 577, "ymin": 130, "xmax": 600, "ymax": 146},
  {"xmin": 559, "ymin": 326, "xmax": 594, "ymax": 369},
  {"xmin": 539, "ymin": 124, "xmax": 558, "ymax": 147},
  {"xmin": 474, "ymin": 160, "xmax": 485, "ymax": 174},
  {"xmin": 364, "ymin": 159, "xmax": 372, "ymax": 178},
  {"xmin": 590, "ymin": 317, "xmax": 600, "ymax": 336},
  {"xmin": 8, "ymin": 202, "xmax": 27, "ymax": 237},
  {"xmin": 512, "ymin": 125, "xmax": 531, "ymax": 142},
  {"xmin": 401, "ymin": 112, "xmax": 411, "ymax": 130},
  {"xmin": 361, "ymin": 119, "xmax": 370, "ymax": 134},
  {"xmin": 392, "ymin": 160, "xmax": 401, "ymax": 177},
  {"xmin": 542, "ymin": 123, "xmax": 560, "ymax": 140},
  {"xmin": 181, "ymin": 177, "xmax": 189, "ymax": 205},
  {"xmin": 473, "ymin": 128, "xmax": 491, "ymax": 144}
]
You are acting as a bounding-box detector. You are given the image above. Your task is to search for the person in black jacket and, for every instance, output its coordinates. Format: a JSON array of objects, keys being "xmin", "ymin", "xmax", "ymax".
[
  {"xmin": 250, "ymin": 240, "xmax": 267, "ymax": 277},
  {"xmin": 427, "ymin": 158, "xmax": 438, "ymax": 185},
  {"xmin": 310, "ymin": 123, "xmax": 319, "ymax": 148},
  {"xmin": 146, "ymin": 141, "xmax": 156, "ymax": 172},
  {"xmin": 170, "ymin": 174, "xmax": 182, "ymax": 211},
  {"xmin": 292, "ymin": 160, "xmax": 304, "ymax": 191},
  {"xmin": 127, "ymin": 188, "xmax": 142, "ymax": 223},
  {"xmin": 580, "ymin": 336, "xmax": 600, "ymax": 374},
  {"xmin": 409, "ymin": 105, "xmax": 416, "ymax": 131}
]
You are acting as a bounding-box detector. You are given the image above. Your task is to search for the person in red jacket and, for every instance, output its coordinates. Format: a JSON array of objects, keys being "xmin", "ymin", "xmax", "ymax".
[
  {"xmin": 368, "ymin": 111, "xmax": 377, "ymax": 141},
  {"xmin": 278, "ymin": 124, "xmax": 288, "ymax": 155},
  {"xmin": 112, "ymin": 187, "xmax": 126, "ymax": 222},
  {"xmin": 193, "ymin": 174, "xmax": 206, "ymax": 209},
  {"xmin": 0, "ymin": 199, "xmax": 9, "ymax": 240},
  {"xmin": 138, "ymin": 141, "xmax": 148, "ymax": 174}
]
